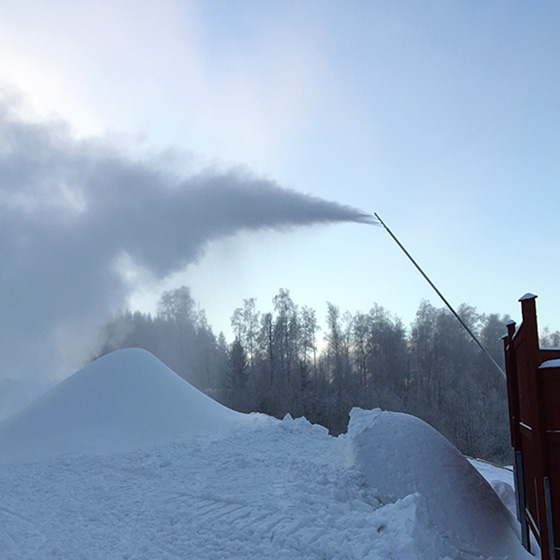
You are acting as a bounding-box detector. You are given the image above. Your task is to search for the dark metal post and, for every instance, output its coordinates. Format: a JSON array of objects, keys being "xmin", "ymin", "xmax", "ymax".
[
  {"xmin": 516, "ymin": 450, "xmax": 530, "ymax": 550},
  {"xmin": 545, "ymin": 477, "xmax": 556, "ymax": 560},
  {"xmin": 374, "ymin": 212, "xmax": 505, "ymax": 378}
]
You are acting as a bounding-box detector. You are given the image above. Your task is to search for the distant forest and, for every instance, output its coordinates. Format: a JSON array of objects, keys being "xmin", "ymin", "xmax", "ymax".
[{"xmin": 93, "ymin": 286, "xmax": 560, "ymax": 463}]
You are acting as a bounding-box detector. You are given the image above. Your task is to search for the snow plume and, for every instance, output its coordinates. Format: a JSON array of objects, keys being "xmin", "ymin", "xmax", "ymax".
[{"xmin": 0, "ymin": 95, "xmax": 373, "ymax": 382}]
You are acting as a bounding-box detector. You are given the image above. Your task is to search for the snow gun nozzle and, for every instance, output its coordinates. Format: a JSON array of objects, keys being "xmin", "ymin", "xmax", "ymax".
[{"xmin": 354, "ymin": 213, "xmax": 381, "ymax": 226}]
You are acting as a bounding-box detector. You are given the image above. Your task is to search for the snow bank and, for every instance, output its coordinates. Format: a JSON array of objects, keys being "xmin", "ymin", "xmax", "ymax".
[
  {"xmin": 344, "ymin": 408, "xmax": 531, "ymax": 559},
  {"xmin": 1, "ymin": 407, "xmax": 523, "ymax": 560},
  {"xmin": 0, "ymin": 352, "xmax": 533, "ymax": 558},
  {"xmin": 0, "ymin": 348, "xmax": 245, "ymax": 463}
]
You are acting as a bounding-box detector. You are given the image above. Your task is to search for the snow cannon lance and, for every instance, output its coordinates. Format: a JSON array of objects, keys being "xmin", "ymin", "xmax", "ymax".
[{"xmin": 371, "ymin": 212, "xmax": 505, "ymax": 378}]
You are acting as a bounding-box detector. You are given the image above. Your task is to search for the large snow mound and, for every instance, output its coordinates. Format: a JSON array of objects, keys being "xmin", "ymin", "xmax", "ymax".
[
  {"xmin": 0, "ymin": 408, "xmax": 529, "ymax": 560},
  {"xmin": 344, "ymin": 408, "xmax": 531, "ymax": 559},
  {"xmin": 0, "ymin": 351, "xmax": 532, "ymax": 558},
  {"xmin": 0, "ymin": 348, "xmax": 245, "ymax": 463}
]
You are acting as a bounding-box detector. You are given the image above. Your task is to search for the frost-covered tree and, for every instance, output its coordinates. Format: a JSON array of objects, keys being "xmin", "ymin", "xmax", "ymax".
[
  {"xmin": 231, "ymin": 298, "xmax": 260, "ymax": 369},
  {"xmin": 322, "ymin": 303, "xmax": 353, "ymax": 433},
  {"xmin": 94, "ymin": 288, "xmax": 515, "ymax": 461}
]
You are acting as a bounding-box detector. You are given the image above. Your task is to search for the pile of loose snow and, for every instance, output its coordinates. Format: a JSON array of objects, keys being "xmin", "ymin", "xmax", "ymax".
[
  {"xmin": 343, "ymin": 408, "xmax": 531, "ymax": 559},
  {"xmin": 0, "ymin": 349, "xmax": 533, "ymax": 559},
  {"xmin": 0, "ymin": 348, "xmax": 246, "ymax": 463}
]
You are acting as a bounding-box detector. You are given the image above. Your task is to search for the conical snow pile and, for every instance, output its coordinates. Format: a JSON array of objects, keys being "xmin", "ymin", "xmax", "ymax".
[{"xmin": 0, "ymin": 348, "xmax": 244, "ymax": 463}]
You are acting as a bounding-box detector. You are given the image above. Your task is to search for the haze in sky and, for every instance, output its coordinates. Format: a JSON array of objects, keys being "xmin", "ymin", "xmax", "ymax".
[{"xmin": 1, "ymin": 1, "xmax": 559, "ymax": 383}]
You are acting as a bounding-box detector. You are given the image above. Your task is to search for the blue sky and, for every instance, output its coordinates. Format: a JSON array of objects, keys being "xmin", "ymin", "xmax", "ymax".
[{"xmin": 1, "ymin": 1, "xmax": 560, "ymax": 377}]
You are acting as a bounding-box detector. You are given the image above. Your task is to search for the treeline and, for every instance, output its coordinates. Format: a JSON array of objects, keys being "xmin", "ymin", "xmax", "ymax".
[{"xmin": 94, "ymin": 286, "xmax": 559, "ymax": 463}]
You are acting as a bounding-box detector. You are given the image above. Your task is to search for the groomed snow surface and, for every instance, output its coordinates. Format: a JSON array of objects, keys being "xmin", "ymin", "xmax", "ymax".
[{"xmin": 0, "ymin": 349, "xmax": 533, "ymax": 559}]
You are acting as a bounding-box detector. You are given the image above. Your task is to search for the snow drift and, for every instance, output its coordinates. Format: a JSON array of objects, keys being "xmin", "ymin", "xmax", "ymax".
[
  {"xmin": 0, "ymin": 348, "xmax": 245, "ymax": 463},
  {"xmin": 345, "ymin": 408, "xmax": 530, "ymax": 559},
  {"xmin": 0, "ymin": 348, "xmax": 532, "ymax": 559}
]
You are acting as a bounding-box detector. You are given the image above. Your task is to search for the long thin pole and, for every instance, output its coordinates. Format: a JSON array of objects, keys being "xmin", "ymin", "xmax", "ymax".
[{"xmin": 373, "ymin": 213, "xmax": 506, "ymax": 379}]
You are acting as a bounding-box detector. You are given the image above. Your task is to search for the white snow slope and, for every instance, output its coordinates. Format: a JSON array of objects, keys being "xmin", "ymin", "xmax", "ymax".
[{"xmin": 0, "ymin": 348, "xmax": 533, "ymax": 559}]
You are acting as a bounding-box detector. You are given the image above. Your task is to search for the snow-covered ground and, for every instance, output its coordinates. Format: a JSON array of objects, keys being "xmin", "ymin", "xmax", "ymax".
[{"xmin": 0, "ymin": 349, "xmax": 534, "ymax": 559}]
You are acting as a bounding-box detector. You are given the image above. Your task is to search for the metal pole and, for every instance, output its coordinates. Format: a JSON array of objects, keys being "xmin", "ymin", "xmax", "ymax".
[
  {"xmin": 515, "ymin": 450, "xmax": 530, "ymax": 550},
  {"xmin": 373, "ymin": 212, "xmax": 506, "ymax": 379},
  {"xmin": 545, "ymin": 477, "xmax": 556, "ymax": 560}
]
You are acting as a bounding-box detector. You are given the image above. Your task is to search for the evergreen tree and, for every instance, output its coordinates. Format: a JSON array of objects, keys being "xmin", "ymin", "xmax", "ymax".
[{"xmin": 224, "ymin": 337, "xmax": 250, "ymax": 412}]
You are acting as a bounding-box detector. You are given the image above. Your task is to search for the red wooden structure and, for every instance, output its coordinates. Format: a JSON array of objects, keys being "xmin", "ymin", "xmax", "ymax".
[{"xmin": 504, "ymin": 294, "xmax": 560, "ymax": 559}]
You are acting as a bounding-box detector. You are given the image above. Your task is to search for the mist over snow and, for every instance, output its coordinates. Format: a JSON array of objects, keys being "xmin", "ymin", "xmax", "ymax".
[
  {"xmin": 0, "ymin": 349, "xmax": 530, "ymax": 559},
  {"xmin": 0, "ymin": 94, "xmax": 372, "ymax": 383}
]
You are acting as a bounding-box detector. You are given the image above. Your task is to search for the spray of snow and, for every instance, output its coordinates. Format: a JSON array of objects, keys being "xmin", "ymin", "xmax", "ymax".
[{"xmin": 0, "ymin": 94, "xmax": 375, "ymax": 382}]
